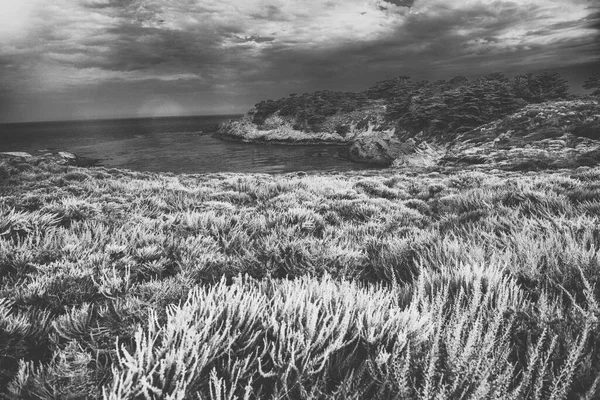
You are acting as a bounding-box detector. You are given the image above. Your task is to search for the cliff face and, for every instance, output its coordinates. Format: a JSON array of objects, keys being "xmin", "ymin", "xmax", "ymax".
[
  {"xmin": 0, "ymin": 151, "xmax": 98, "ymax": 167},
  {"xmin": 217, "ymin": 101, "xmax": 407, "ymax": 165},
  {"xmin": 218, "ymin": 110, "xmax": 352, "ymax": 145},
  {"xmin": 217, "ymin": 101, "xmax": 391, "ymax": 145}
]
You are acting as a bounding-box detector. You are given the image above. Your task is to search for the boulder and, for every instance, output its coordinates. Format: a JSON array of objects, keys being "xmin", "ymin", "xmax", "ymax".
[
  {"xmin": 58, "ymin": 151, "xmax": 77, "ymax": 160},
  {"xmin": 393, "ymin": 141, "xmax": 445, "ymax": 168},
  {"xmin": 347, "ymin": 130, "xmax": 406, "ymax": 166}
]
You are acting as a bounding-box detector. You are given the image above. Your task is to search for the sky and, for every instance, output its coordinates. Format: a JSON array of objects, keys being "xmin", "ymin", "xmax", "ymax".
[{"xmin": 0, "ymin": 0, "xmax": 599, "ymax": 123}]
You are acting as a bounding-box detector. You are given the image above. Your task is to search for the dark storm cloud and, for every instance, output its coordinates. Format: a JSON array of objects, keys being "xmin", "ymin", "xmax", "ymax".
[
  {"xmin": 0, "ymin": 0, "xmax": 598, "ymax": 122},
  {"xmin": 382, "ymin": 0, "xmax": 415, "ymax": 7},
  {"xmin": 584, "ymin": 10, "xmax": 600, "ymax": 30},
  {"xmin": 247, "ymin": 0, "xmax": 592, "ymax": 88},
  {"xmin": 239, "ymin": 36, "xmax": 276, "ymax": 43},
  {"xmin": 249, "ymin": 5, "xmax": 290, "ymax": 22}
]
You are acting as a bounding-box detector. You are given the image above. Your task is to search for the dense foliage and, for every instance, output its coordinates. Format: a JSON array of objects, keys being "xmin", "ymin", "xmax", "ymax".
[
  {"xmin": 249, "ymin": 72, "xmax": 577, "ymax": 140},
  {"xmin": 367, "ymin": 72, "xmax": 571, "ymax": 138},
  {"xmin": 583, "ymin": 73, "xmax": 600, "ymax": 96},
  {"xmin": 252, "ymin": 91, "xmax": 369, "ymax": 132},
  {"xmin": 2, "ymin": 155, "xmax": 600, "ymax": 398}
]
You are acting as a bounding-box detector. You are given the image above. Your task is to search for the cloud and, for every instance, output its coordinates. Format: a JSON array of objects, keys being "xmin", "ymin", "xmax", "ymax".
[
  {"xmin": 0, "ymin": 1, "xmax": 42, "ymax": 39},
  {"xmin": 0, "ymin": 0, "xmax": 598, "ymax": 121},
  {"xmin": 236, "ymin": 36, "xmax": 276, "ymax": 43},
  {"xmin": 382, "ymin": 0, "xmax": 415, "ymax": 7},
  {"xmin": 315, "ymin": 0, "xmax": 600, "ymax": 78}
]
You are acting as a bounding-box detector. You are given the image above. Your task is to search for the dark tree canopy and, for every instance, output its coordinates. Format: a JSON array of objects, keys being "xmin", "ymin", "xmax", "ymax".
[
  {"xmin": 249, "ymin": 71, "xmax": 572, "ymax": 138},
  {"xmin": 511, "ymin": 72, "xmax": 569, "ymax": 103},
  {"xmin": 252, "ymin": 90, "xmax": 368, "ymax": 131},
  {"xmin": 583, "ymin": 73, "xmax": 600, "ymax": 96}
]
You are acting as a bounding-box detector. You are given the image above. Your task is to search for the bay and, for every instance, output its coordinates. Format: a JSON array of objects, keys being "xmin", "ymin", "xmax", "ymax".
[{"xmin": 0, "ymin": 115, "xmax": 373, "ymax": 174}]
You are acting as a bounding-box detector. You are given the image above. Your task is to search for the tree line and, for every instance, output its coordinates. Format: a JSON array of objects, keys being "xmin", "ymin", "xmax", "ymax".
[{"xmin": 251, "ymin": 71, "xmax": 600, "ymax": 137}]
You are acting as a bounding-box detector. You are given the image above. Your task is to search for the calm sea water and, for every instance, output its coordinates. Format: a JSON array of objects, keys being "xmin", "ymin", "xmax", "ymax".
[{"xmin": 0, "ymin": 115, "xmax": 373, "ymax": 174}]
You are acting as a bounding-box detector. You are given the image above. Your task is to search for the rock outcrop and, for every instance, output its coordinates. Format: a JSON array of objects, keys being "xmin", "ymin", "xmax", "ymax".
[
  {"xmin": 348, "ymin": 129, "xmax": 406, "ymax": 165},
  {"xmin": 443, "ymin": 100, "xmax": 600, "ymax": 170},
  {"xmin": 0, "ymin": 151, "xmax": 98, "ymax": 167},
  {"xmin": 392, "ymin": 141, "xmax": 446, "ymax": 168},
  {"xmin": 216, "ymin": 103, "xmax": 395, "ymax": 145},
  {"xmin": 218, "ymin": 90, "xmax": 600, "ymax": 169},
  {"xmin": 217, "ymin": 103, "xmax": 410, "ymax": 165},
  {"xmin": 217, "ymin": 112, "xmax": 350, "ymax": 145}
]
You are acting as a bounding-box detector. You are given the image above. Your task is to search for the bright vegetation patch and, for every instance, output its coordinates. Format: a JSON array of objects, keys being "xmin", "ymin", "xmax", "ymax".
[{"xmin": 2, "ymin": 156, "xmax": 600, "ymax": 399}]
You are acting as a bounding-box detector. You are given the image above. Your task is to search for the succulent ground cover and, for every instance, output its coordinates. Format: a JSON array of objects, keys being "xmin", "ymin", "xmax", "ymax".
[
  {"xmin": 445, "ymin": 100, "xmax": 600, "ymax": 169},
  {"xmin": 1, "ymin": 154, "xmax": 600, "ymax": 399}
]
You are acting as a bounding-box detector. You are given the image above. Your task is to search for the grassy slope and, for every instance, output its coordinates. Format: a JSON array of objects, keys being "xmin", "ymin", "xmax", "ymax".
[{"xmin": 2, "ymin": 155, "xmax": 600, "ymax": 398}]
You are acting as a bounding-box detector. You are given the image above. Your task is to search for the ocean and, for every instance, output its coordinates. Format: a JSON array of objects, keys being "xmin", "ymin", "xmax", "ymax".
[{"xmin": 0, "ymin": 115, "xmax": 372, "ymax": 174}]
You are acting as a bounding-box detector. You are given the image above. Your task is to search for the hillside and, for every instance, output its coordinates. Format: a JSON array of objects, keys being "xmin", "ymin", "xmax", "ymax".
[
  {"xmin": 443, "ymin": 99, "xmax": 600, "ymax": 170},
  {"xmin": 216, "ymin": 72, "xmax": 593, "ymax": 166}
]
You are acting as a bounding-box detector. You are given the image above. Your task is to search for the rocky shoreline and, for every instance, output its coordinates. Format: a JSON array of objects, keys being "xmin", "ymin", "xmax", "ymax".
[
  {"xmin": 217, "ymin": 99, "xmax": 600, "ymax": 171},
  {"xmin": 0, "ymin": 150, "xmax": 99, "ymax": 167},
  {"xmin": 5, "ymin": 99, "xmax": 599, "ymax": 173},
  {"xmin": 216, "ymin": 111, "xmax": 407, "ymax": 166}
]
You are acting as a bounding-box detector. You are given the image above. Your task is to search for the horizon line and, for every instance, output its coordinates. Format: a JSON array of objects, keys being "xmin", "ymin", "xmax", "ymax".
[{"xmin": 0, "ymin": 112, "xmax": 245, "ymax": 125}]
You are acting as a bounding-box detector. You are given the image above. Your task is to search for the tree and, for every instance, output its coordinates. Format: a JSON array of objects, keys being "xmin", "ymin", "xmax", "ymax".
[
  {"xmin": 511, "ymin": 74, "xmax": 531, "ymax": 100},
  {"xmin": 484, "ymin": 72, "xmax": 509, "ymax": 83},
  {"xmin": 366, "ymin": 76, "xmax": 415, "ymax": 100},
  {"xmin": 534, "ymin": 72, "xmax": 569, "ymax": 101},
  {"xmin": 583, "ymin": 73, "xmax": 600, "ymax": 96},
  {"xmin": 447, "ymin": 76, "xmax": 469, "ymax": 86},
  {"xmin": 512, "ymin": 72, "xmax": 569, "ymax": 103}
]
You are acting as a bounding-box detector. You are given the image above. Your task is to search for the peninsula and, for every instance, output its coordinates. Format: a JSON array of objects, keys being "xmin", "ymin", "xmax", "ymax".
[{"xmin": 217, "ymin": 73, "xmax": 600, "ymax": 169}]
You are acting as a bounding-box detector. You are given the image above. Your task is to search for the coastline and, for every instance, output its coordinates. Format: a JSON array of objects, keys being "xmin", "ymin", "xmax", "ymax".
[
  {"xmin": 0, "ymin": 150, "xmax": 100, "ymax": 167},
  {"xmin": 212, "ymin": 131, "xmax": 350, "ymax": 146},
  {"xmin": 215, "ymin": 118, "xmax": 406, "ymax": 166},
  {"xmin": 217, "ymin": 99, "xmax": 600, "ymax": 170},
  {"xmin": 213, "ymin": 132, "xmax": 399, "ymax": 168}
]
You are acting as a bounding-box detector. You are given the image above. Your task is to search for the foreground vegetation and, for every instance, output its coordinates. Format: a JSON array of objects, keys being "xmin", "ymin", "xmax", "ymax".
[{"xmin": 2, "ymin": 155, "xmax": 600, "ymax": 398}]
